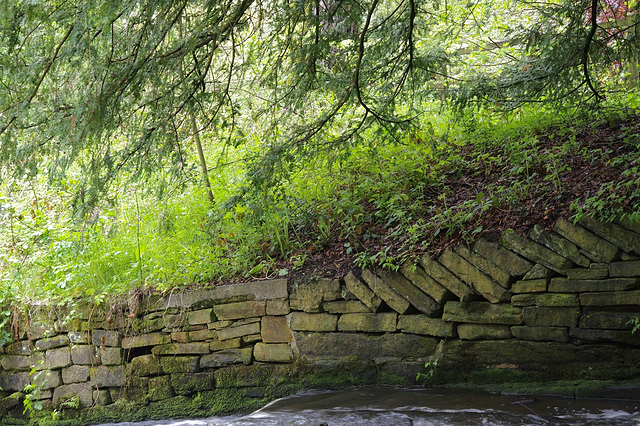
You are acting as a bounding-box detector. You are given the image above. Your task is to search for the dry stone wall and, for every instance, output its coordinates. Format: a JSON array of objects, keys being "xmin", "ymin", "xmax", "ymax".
[{"xmin": 2, "ymin": 217, "xmax": 640, "ymax": 419}]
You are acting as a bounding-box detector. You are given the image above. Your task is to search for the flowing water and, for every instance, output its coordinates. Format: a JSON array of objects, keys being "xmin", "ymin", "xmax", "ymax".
[{"xmin": 100, "ymin": 386, "xmax": 640, "ymax": 425}]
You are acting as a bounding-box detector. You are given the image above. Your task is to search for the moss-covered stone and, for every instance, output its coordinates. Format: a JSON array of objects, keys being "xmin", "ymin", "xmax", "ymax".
[
  {"xmin": 148, "ymin": 375, "xmax": 175, "ymax": 401},
  {"xmin": 397, "ymin": 315, "xmax": 455, "ymax": 337},
  {"xmin": 443, "ymin": 301, "xmax": 522, "ymax": 325},
  {"xmin": 457, "ymin": 324, "xmax": 512, "ymax": 340},
  {"xmin": 522, "ymin": 306, "xmax": 580, "ymax": 327}
]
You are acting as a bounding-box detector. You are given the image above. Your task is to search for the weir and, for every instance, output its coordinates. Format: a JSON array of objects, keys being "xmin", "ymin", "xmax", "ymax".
[{"xmin": 2, "ymin": 216, "xmax": 640, "ymax": 422}]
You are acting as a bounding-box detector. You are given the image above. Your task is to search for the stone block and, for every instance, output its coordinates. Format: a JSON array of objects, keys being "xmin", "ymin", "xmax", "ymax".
[
  {"xmin": 208, "ymin": 320, "xmax": 233, "ymax": 329},
  {"xmin": 46, "ymin": 347, "xmax": 71, "ymax": 369},
  {"xmin": 261, "ymin": 316, "xmax": 291, "ymax": 343},
  {"xmin": 62, "ymin": 365, "xmax": 90, "ymax": 383},
  {"xmin": 91, "ymin": 365, "xmax": 125, "ymax": 387},
  {"xmin": 1, "ymin": 354, "xmax": 44, "ymax": 371},
  {"xmin": 35, "ymin": 334, "xmax": 69, "ymax": 351},
  {"xmin": 294, "ymin": 332, "xmax": 438, "ymax": 358},
  {"xmin": 266, "ymin": 299, "xmax": 290, "ymax": 315},
  {"xmin": 580, "ymin": 290, "xmax": 640, "ymax": 306},
  {"xmin": 0, "ymin": 371, "xmax": 29, "ymax": 391},
  {"xmin": 322, "ymin": 300, "xmax": 371, "ymax": 314},
  {"xmin": 454, "ymin": 245, "xmax": 511, "ymax": 288},
  {"xmin": 200, "ymin": 348, "xmax": 253, "ymax": 368},
  {"xmin": 131, "ymin": 315, "xmax": 164, "ymax": 333},
  {"xmin": 93, "ymin": 389, "xmax": 112, "ymax": 406},
  {"xmin": 122, "ymin": 332, "xmax": 170, "ymax": 349},
  {"xmin": 522, "ymin": 264, "xmax": 553, "ymax": 280},
  {"xmin": 511, "ymin": 294, "xmax": 537, "ymax": 307},
  {"xmin": 92, "ymin": 330, "xmax": 121, "ymax": 347},
  {"xmin": 580, "ymin": 215, "xmax": 640, "ymax": 255},
  {"xmin": 566, "ymin": 267, "xmax": 608, "ymax": 280},
  {"xmin": 511, "ymin": 279, "xmax": 548, "ymax": 293},
  {"xmin": 439, "ymin": 249, "xmax": 510, "ymax": 303},
  {"xmin": 289, "ymin": 278, "xmax": 342, "ymax": 312},
  {"xmin": 188, "ymin": 329, "xmax": 217, "ymax": 341},
  {"xmin": 148, "ymin": 375, "xmax": 174, "ymax": 401},
  {"xmin": 443, "ymin": 301, "xmax": 522, "ymax": 325},
  {"xmin": 243, "ymin": 334, "xmax": 261, "ymax": 343},
  {"xmin": 377, "ymin": 269, "xmax": 441, "ymax": 315},
  {"xmin": 616, "ymin": 215, "xmax": 640, "ymax": 234},
  {"xmin": 71, "ymin": 345, "xmax": 100, "ymax": 365},
  {"xmin": 510, "ymin": 326, "xmax": 569, "ymax": 342},
  {"xmin": 457, "ymin": 324, "xmax": 512, "ymax": 340},
  {"xmin": 152, "ymin": 342, "xmax": 210, "ymax": 356},
  {"xmin": 474, "ymin": 238, "xmax": 533, "ymax": 277},
  {"xmin": 534, "ymin": 293, "xmax": 580, "ymax": 307},
  {"xmin": 569, "ymin": 328, "xmax": 640, "ymax": 345},
  {"xmin": 210, "ymin": 338, "xmax": 242, "ymax": 351},
  {"xmin": 344, "ymin": 272, "xmax": 382, "ymax": 312},
  {"xmin": 214, "ymin": 301, "xmax": 266, "ymax": 320},
  {"xmin": 288, "ymin": 312, "xmax": 337, "ymax": 332},
  {"xmin": 529, "ymin": 225, "xmax": 590, "ymax": 267},
  {"xmin": 172, "ymin": 331, "xmax": 190, "ymax": 342},
  {"xmin": 170, "ymin": 372, "xmax": 216, "ymax": 395},
  {"xmin": 610, "ymin": 260, "xmax": 640, "ymax": 277},
  {"xmin": 100, "ymin": 347, "xmax": 122, "ymax": 365},
  {"xmin": 216, "ymin": 322, "xmax": 260, "ymax": 341},
  {"xmin": 337, "ymin": 313, "xmax": 397, "ymax": 332},
  {"xmin": 418, "ymin": 255, "xmax": 472, "ymax": 300},
  {"xmin": 160, "ymin": 356, "xmax": 201, "ymax": 373},
  {"xmin": 212, "ymin": 278, "xmax": 288, "ymax": 302},
  {"xmin": 549, "ymin": 277, "xmax": 640, "ymax": 292},
  {"xmin": 187, "ymin": 308, "xmax": 216, "ymax": 325},
  {"xmin": 553, "ymin": 218, "xmax": 618, "ymax": 263},
  {"xmin": 68, "ymin": 331, "xmax": 89, "ymax": 344},
  {"xmin": 35, "ymin": 369, "xmax": 61, "ymax": 390},
  {"xmin": 500, "ymin": 230, "xmax": 573, "ymax": 273},
  {"xmin": 522, "ymin": 307, "xmax": 580, "ymax": 327},
  {"xmin": 580, "ymin": 311, "xmax": 637, "ymax": 329},
  {"xmin": 129, "ymin": 354, "xmax": 163, "ymax": 376},
  {"xmin": 3, "ymin": 341, "xmax": 31, "ymax": 355},
  {"xmin": 399, "ymin": 263, "xmax": 450, "ymax": 304},
  {"xmin": 163, "ymin": 313, "xmax": 187, "ymax": 329},
  {"xmin": 361, "ymin": 269, "xmax": 410, "ymax": 314},
  {"xmin": 53, "ymin": 383, "xmax": 93, "ymax": 408},
  {"xmin": 253, "ymin": 343, "xmax": 293, "ymax": 363},
  {"xmin": 397, "ymin": 315, "xmax": 455, "ymax": 337}
]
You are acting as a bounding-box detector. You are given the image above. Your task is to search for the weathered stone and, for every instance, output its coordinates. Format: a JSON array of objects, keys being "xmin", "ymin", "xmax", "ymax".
[
  {"xmin": 53, "ymin": 383, "xmax": 93, "ymax": 408},
  {"xmin": 91, "ymin": 365, "xmax": 125, "ymax": 387},
  {"xmin": 418, "ymin": 255, "xmax": 472, "ymax": 300},
  {"xmin": 522, "ymin": 264, "xmax": 554, "ymax": 280},
  {"xmin": 1, "ymin": 354, "xmax": 44, "ymax": 371},
  {"xmin": 92, "ymin": 330, "xmax": 121, "ymax": 347},
  {"xmin": 61, "ymin": 365, "xmax": 90, "ymax": 383},
  {"xmin": 522, "ymin": 307, "xmax": 580, "ymax": 327},
  {"xmin": 377, "ymin": 269, "xmax": 442, "ymax": 315},
  {"xmin": 200, "ymin": 348, "xmax": 253, "ymax": 368},
  {"xmin": 208, "ymin": 320, "xmax": 233, "ymax": 330},
  {"xmin": 500, "ymin": 230, "xmax": 573, "ymax": 273},
  {"xmin": 534, "ymin": 293, "xmax": 580, "ymax": 307},
  {"xmin": 361, "ymin": 269, "xmax": 410, "ymax": 314},
  {"xmin": 344, "ymin": 272, "xmax": 382, "ymax": 312},
  {"xmin": 35, "ymin": 369, "xmax": 62, "ymax": 390},
  {"xmin": 294, "ymin": 332, "xmax": 438, "ymax": 358},
  {"xmin": 569, "ymin": 328, "xmax": 640, "ymax": 345},
  {"xmin": 454, "ymin": 245, "xmax": 511, "ymax": 288},
  {"xmin": 266, "ymin": 299, "xmax": 290, "ymax": 315},
  {"xmin": 46, "ymin": 347, "xmax": 71, "ymax": 369},
  {"xmin": 511, "ymin": 279, "xmax": 548, "ymax": 293},
  {"xmin": 322, "ymin": 300, "xmax": 370, "ymax": 314},
  {"xmin": 68, "ymin": 331, "xmax": 89, "ymax": 344},
  {"xmin": 35, "ymin": 334, "xmax": 69, "ymax": 351},
  {"xmin": 148, "ymin": 375, "xmax": 175, "ymax": 401},
  {"xmin": 443, "ymin": 301, "xmax": 522, "ymax": 325},
  {"xmin": 93, "ymin": 389, "xmax": 112, "ymax": 406},
  {"xmin": 254, "ymin": 343, "xmax": 293, "ymax": 363},
  {"xmin": 160, "ymin": 356, "xmax": 201, "ymax": 373},
  {"xmin": 71, "ymin": 345, "xmax": 100, "ymax": 365},
  {"xmin": 610, "ymin": 260, "xmax": 640, "ymax": 277},
  {"xmin": 100, "ymin": 347, "xmax": 122, "ymax": 365},
  {"xmin": 457, "ymin": 324, "xmax": 512, "ymax": 340},
  {"xmin": 163, "ymin": 313, "xmax": 187, "ymax": 329},
  {"xmin": 129, "ymin": 354, "xmax": 163, "ymax": 376},
  {"xmin": 216, "ymin": 322, "xmax": 261, "ymax": 341},
  {"xmin": 616, "ymin": 215, "xmax": 640, "ymax": 234},
  {"xmin": 289, "ymin": 278, "xmax": 342, "ymax": 312},
  {"xmin": 260, "ymin": 316, "xmax": 291, "ymax": 343},
  {"xmin": 162, "ymin": 279, "xmax": 287, "ymax": 309},
  {"xmin": 122, "ymin": 332, "xmax": 170, "ymax": 349},
  {"xmin": 188, "ymin": 329, "xmax": 217, "ymax": 341},
  {"xmin": 580, "ymin": 289, "xmax": 640, "ymax": 306},
  {"xmin": 170, "ymin": 372, "xmax": 216, "ymax": 395},
  {"xmin": 510, "ymin": 326, "xmax": 569, "ymax": 342},
  {"xmin": 553, "ymin": 218, "xmax": 618, "ymax": 263},
  {"xmin": 580, "ymin": 311, "xmax": 637, "ymax": 329},
  {"xmin": 439, "ymin": 249, "xmax": 510, "ymax": 303},
  {"xmin": 242, "ymin": 334, "xmax": 261, "ymax": 344},
  {"xmin": 210, "ymin": 338, "xmax": 242, "ymax": 351},
  {"xmin": 0, "ymin": 371, "xmax": 29, "ymax": 391},
  {"xmin": 3, "ymin": 341, "xmax": 31, "ymax": 355},
  {"xmin": 338, "ymin": 313, "xmax": 397, "ymax": 332},
  {"xmin": 230, "ymin": 317, "xmax": 261, "ymax": 327},
  {"xmin": 566, "ymin": 267, "xmax": 608, "ymax": 280},
  {"xmin": 529, "ymin": 225, "xmax": 590, "ymax": 267},
  {"xmin": 511, "ymin": 294, "xmax": 537, "ymax": 307},
  {"xmin": 214, "ymin": 301, "xmax": 266, "ymax": 320},
  {"xmin": 131, "ymin": 315, "xmax": 164, "ymax": 333},
  {"xmin": 397, "ymin": 315, "xmax": 455, "ymax": 337},
  {"xmin": 580, "ymin": 215, "xmax": 640, "ymax": 255},
  {"xmin": 399, "ymin": 263, "xmax": 451, "ymax": 304},
  {"xmin": 474, "ymin": 238, "xmax": 533, "ymax": 277},
  {"xmin": 549, "ymin": 277, "xmax": 640, "ymax": 292},
  {"xmin": 171, "ymin": 331, "xmax": 190, "ymax": 342},
  {"xmin": 288, "ymin": 312, "xmax": 337, "ymax": 332},
  {"xmin": 152, "ymin": 342, "xmax": 211, "ymax": 356},
  {"xmin": 187, "ymin": 308, "xmax": 216, "ymax": 325}
]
